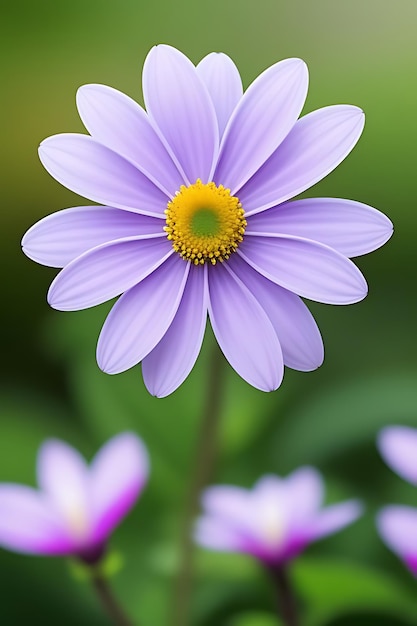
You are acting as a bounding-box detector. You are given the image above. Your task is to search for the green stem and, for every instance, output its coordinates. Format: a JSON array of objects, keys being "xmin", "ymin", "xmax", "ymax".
[
  {"xmin": 171, "ymin": 341, "xmax": 226, "ymax": 626},
  {"xmin": 91, "ymin": 571, "xmax": 136, "ymax": 626},
  {"xmin": 268, "ymin": 564, "xmax": 299, "ymax": 626}
]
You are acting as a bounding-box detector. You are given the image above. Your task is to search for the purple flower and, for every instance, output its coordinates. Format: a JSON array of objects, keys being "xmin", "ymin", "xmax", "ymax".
[
  {"xmin": 0, "ymin": 433, "xmax": 148, "ymax": 563},
  {"xmin": 22, "ymin": 45, "xmax": 393, "ymax": 397},
  {"xmin": 377, "ymin": 507, "xmax": 417, "ymax": 576},
  {"xmin": 377, "ymin": 425, "xmax": 417, "ymax": 485},
  {"xmin": 377, "ymin": 425, "xmax": 417, "ymax": 575},
  {"xmin": 195, "ymin": 468, "xmax": 362, "ymax": 567}
]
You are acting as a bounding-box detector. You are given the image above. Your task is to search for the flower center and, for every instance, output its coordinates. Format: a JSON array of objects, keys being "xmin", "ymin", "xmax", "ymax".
[
  {"xmin": 66, "ymin": 507, "xmax": 90, "ymax": 540},
  {"xmin": 164, "ymin": 179, "xmax": 247, "ymax": 265},
  {"xmin": 261, "ymin": 503, "xmax": 286, "ymax": 550}
]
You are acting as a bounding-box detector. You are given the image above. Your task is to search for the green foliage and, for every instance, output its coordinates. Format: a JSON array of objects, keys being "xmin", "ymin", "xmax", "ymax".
[
  {"xmin": 294, "ymin": 558, "xmax": 416, "ymax": 626},
  {"xmin": 227, "ymin": 613, "xmax": 280, "ymax": 626}
]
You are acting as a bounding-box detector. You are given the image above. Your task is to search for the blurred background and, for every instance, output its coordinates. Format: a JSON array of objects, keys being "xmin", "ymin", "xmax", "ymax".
[{"xmin": 1, "ymin": 0, "xmax": 417, "ymax": 624}]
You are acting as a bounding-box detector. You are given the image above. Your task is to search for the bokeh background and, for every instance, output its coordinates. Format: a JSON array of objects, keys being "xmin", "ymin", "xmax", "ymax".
[{"xmin": 1, "ymin": 1, "xmax": 417, "ymax": 624}]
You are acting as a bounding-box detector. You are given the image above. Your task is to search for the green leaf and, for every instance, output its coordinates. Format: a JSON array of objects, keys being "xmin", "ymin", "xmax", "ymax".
[
  {"xmin": 0, "ymin": 389, "xmax": 81, "ymax": 483},
  {"xmin": 267, "ymin": 371, "xmax": 417, "ymax": 470},
  {"xmin": 293, "ymin": 557, "xmax": 416, "ymax": 626},
  {"xmin": 226, "ymin": 612, "xmax": 280, "ymax": 626}
]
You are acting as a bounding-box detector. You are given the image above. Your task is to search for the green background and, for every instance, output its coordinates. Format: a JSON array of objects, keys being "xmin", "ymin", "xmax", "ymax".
[{"xmin": 1, "ymin": 1, "xmax": 416, "ymax": 624}]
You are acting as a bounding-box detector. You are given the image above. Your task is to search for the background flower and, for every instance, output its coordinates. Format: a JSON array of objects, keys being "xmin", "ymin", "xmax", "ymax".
[
  {"xmin": 22, "ymin": 44, "xmax": 391, "ymax": 397},
  {"xmin": 377, "ymin": 506, "xmax": 417, "ymax": 577},
  {"xmin": 377, "ymin": 425, "xmax": 417, "ymax": 577},
  {"xmin": 0, "ymin": 433, "xmax": 148, "ymax": 562},
  {"xmin": 195, "ymin": 467, "xmax": 362, "ymax": 566},
  {"xmin": 377, "ymin": 425, "xmax": 417, "ymax": 485}
]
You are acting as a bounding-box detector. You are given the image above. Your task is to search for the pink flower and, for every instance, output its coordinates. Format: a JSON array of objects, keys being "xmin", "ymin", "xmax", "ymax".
[
  {"xmin": 0, "ymin": 433, "xmax": 148, "ymax": 563},
  {"xmin": 195, "ymin": 467, "xmax": 362, "ymax": 566}
]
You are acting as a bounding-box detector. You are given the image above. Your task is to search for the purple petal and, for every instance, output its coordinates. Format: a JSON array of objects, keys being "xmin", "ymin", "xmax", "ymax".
[
  {"xmin": 196, "ymin": 471, "xmax": 363, "ymax": 566},
  {"xmin": 249, "ymin": 471, "xmax": 322, "ymax": 560},
  {"xmin": 214, "ymin": 58, "xmax": 308, "ymax": 194},
  {"xmin": 37, "ymin": 439, "xmax": 91, "ymax": 543},
  {"xmin": 239, "ymin": 105, "xmax": 365, "ymax": 216},
  {"xmin": 202, "ymin": 485, "xmax": 252, "ymax": 524},
  {"xmin": 39, "ymin": 134, "xmax": 169, "ymax": 217},
  {"xmin": 22, "ymin": 206, "xmax": 164, "ymax": 268},
  {"xmin": 76, "ymin": 84, "xmax": 184, "ymax": 196},
  {"xmin": 377, "ymin": 426, "xmax": 417, "ymax": 485},
  {"xmin": 238, "ymin": 234, "xmax": 368, "ymax": 304},
  {"xmin": 207, "ymin": 263, "xmax": 283, "ymax": 391},
  {"xmin": 228, "ymin": 255, "xmax": 323, "ymax": 371},
  {"xmin": 204, "ymin": 478, "xmax": 292, "ymax": 563},
  {"xmin": 308, "ymin": 500, "xmax": 363, "ymax": 541},
  {"xmin": 142, "ymin": 264, "xmax": 208, "ymax": 397},
  {"xmin": 283, "ymin": 467, "xmax": 324, "ymax": 526},
  {"xmin": 97, "ymin": 255, "xmax": 190, "ymax": 374},
  {"xmin": 242, "ymin": 470, "xmax": 324, "ymax": 560},
  {"xmin": 194, "ymin": 516, "xmax": 246, "ymax": 552},
  {"xmin": 90, "ymin": 432, "xmax": 149, "ymax": 543},
  {"xmin": 196, "ymin": 53, "xmax": 243, "ymax": 138},
  {"xmin": 377, "ymin": 506, "xmax": 417, "ymax": 575},
  {"xmin": 47, "ymin": 236, "xmax": 171, "ymax": 311},
  {"xmin": 0, "ymin": 485, "xmax": 73, "ymax": 556},
  {"xmin": 249, "ymin": 476, "xmax": 290, "ymax": 546},
  {"xmin": 142, "ymin": 44, "xmax": 218, "ymax": 184},
  {"xmin": 247, "ymin": 198, "xmax": 393, "ymax": 257},
  {"xmin": 196, "ymin": 485, "xmax": 257, "ymax": 553},
  {"xmin": 252, "ymin": 475, "xmax": 284, "ymax": 502}
]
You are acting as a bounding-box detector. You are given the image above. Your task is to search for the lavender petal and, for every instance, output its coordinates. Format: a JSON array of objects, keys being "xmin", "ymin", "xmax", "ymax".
[
  {"xmin": 142, "ymin": 44, "xmax": 219, "ymax": 184},
  {"xmin": 247, "ymin": 197, "xmax": 393, "ymax": 257},
  {"xmin": 196, "ymin": 52, "xmax": 243, "ymax": 138},
  {"xmin": 77, "ymin": 84, "xmax": 184, "ymax": 196},
  {"xmin": 214, "ymin": 58, "xmax": 308, "ymax": 194},
  {"xmin": 238, "ymin": 234, "xmax": 368, "ymax": 304},
  {"xmin": 22, "ymin": 206, "xmax": 164, "ymax": 268},
  {"xmin": 207, "ymin": 263, "xmax": 283, "ymax": 391},
  {"xmin": 142, "ymin": 264, "xmax": 208, "ymax": 397},
  {"xmin": 39, "ymin": 134, "xmax": 169, "ymax": 217},
  {"xmin": 228, "ymin": 255, "xmax": 324, "ymax": 371},
  {"xmin": 97, "ymin": 255, "xmax": 190, "ymax": 374},
  {"xmin": 48, "ymin": 236, "xmax": 171, "ymax": 311},
  {"xmin": 239, "ymin": 105, "xmax": 364, "ymax": 216}
]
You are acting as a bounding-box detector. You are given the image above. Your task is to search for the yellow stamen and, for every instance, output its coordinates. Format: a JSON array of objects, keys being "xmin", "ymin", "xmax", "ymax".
[{"xmin": 164, "ymin": 179, "xmax": 247, "ymax": 265}]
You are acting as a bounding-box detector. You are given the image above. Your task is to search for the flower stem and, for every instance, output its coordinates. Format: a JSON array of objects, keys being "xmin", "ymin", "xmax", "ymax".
[
  {"xmin": 91, "ymin": 571, "xmax": 136, "ymax": 626},
  {"xmin": 171, "ymin": 340, "xmax": 226, "ymax": 626},
  {"xmin": 268, "ymin": 565, "xmax": 299, "ymax": 626}
]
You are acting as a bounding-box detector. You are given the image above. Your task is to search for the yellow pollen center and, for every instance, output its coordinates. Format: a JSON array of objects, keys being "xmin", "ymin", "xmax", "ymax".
[{"xmin": 164, "ymin": 179, "xmax": 247, "ymax": 265}]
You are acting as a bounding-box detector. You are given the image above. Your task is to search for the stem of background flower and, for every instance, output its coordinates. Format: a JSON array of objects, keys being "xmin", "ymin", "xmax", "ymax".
[
  {"xmin": 91, "ymin": 571, "xmax": 136, "ymax": 626},
  {"xmin": 268, "ymin": 565, "xmax": 299, "ymax": 626},
  {"xmin": 171, "ymin": 340, "xmax": 226, "ymax": 626}
]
